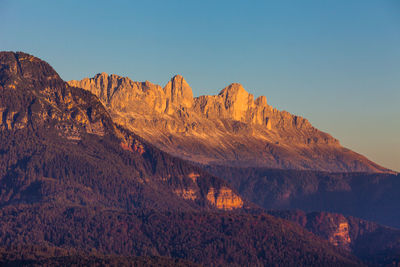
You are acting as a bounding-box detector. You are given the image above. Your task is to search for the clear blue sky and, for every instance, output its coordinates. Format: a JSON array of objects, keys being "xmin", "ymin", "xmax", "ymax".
[{"xmin": 1, "ymin": 0, "xmax": 399, "ymax": 171}]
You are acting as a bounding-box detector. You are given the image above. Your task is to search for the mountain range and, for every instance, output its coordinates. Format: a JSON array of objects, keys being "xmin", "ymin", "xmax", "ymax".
[
  {"xmin": 0, "ymin": 51, "xmax": 399, "ymax": 266},
  {"xmin": 69, "ymin": 73, "xmax": 392, "ymax": 173}
]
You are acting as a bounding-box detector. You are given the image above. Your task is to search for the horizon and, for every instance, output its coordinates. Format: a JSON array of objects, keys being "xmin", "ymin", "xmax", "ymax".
[{"xmin": 1, "ymin": 0, "xmax": 399, "ymax": 171}]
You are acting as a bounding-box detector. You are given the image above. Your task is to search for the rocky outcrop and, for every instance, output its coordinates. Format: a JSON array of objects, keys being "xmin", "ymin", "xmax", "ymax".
[
  {"xmin": 172, "ymin": 172, "xmax": 244, "ymax": 209},
  {"xmin": 298, "ymin": 212, "xmax": 352, "ymax": 250},
  {"xmin": 68, "ymin": 73, "xmax": 392, "ymax": 173},
  {"xmin": 68, "ymin": 73, "xmax": 168, "ymax": 114},
  {"xmin": 329, "ymin": 222, "xmax": 351, "ymax": 249},
  {"xmin": 195, "ymin": 83, "xmax": 273, "ymax": 128},
  {"xmin": 206, "ymin": 187, "xmax": 244, "ymax": 210},
  {"xmin": 164, "ymin": 75, "xmax": 194, "ymax": 111}
]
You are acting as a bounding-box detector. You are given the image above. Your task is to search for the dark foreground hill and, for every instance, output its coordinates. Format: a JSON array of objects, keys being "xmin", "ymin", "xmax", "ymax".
[
  {"xmin": 0, "ymin": 204, "xmax": 362, "ymax": 266},
  {"xmin": 0, "ymin": 51, "xmax": 362, "ymax": 266},
  {"xmin": 0, "ymin": 246, "xmax": 201, "ymax": 267}
]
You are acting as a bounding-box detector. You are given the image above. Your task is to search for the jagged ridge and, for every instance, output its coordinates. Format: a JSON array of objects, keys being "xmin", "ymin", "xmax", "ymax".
[{"xmin": 69, "ymin": 73, "xmax": 391, "ymax": 173}]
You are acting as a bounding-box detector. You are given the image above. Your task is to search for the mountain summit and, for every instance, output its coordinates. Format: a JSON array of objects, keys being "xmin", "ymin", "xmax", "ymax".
[
  {"xmin": 164, "ymin": 74, "xmax": 194, "ymax": 109},
  {"xmin": 69, "ymin": 73, "xmax": 390, "ymax": 172}
]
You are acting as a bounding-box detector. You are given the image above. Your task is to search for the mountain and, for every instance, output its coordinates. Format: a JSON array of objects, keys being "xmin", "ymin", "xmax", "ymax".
[
  {"xmin": 68, "ymin": 70, "xmax": 400, "ymax": 265},
  {"xmin": 69, "ymin": 73, "xmax": 391, "ymax": 173},
  {"xmin": 0, "ymin": 51, "xmax": 362, "ymax": 266},
  {"xmin": 0, "ymin": 52, "xmax": 247, "ymax": 212}
]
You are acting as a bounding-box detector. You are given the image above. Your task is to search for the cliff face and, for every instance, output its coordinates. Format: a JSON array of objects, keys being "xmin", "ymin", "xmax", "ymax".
[
  {"xmin": 69, "ymin": 73, "xmax": 390, "ymax": 173},
  {"xmin": 206, "ymin": 187, "xmax": 244, "ymax": 210},
  {"xmin": 303, "ymin": 212, "xmax": 352, "ymax": 251}
]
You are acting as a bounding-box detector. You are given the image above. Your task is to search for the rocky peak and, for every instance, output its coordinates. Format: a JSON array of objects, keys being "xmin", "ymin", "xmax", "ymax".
[
  {"xmin": 219, "ymin": 82, "xmax": 246, "ymax": 95},
  {"xmin": 0, "ymin": 52, "xmax": 117, "ymax": 138},
  {"xmin": 217, "ymin": 83, "xmax": 254, "ymax": 121},
  {"xmin": 0, "ymin": 51, "xmax": 64, "ymax": 91},
  {"xmin": 219, "ymin": 83, "xmax": 252, "ymax": 104},
  {"xmin": 163, "ymin": 74, "xmax": 194, "ymax": 109},
  {"xmin": 255, "ymin": 95, "xmax": 267, "ymax": 106},
  {"xmin": 96, "ymin": 72, "xmax": 109, "ymax": 79}
]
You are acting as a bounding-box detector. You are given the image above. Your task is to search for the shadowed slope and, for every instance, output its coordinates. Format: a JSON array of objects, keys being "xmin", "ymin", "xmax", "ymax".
[
  {"xmin": 205, "ymin": 165, "xmax": 400, "ymax": 228},
  {"xmin": 268, "ymin": 210, "xmax": 400, "ymax": 266}
]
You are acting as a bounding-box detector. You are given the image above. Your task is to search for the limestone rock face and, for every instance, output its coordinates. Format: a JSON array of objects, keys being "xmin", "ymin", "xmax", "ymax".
[
  {"xmin": 69, "ymin": 73, "xmax": 168, "ymax": 114},
  {"xmin": 195, "ymin": 83, "xmax": 278, "ymax": 129},
  {"xmin": 68, "ymin": 73, "xmax": 392, "ymax": 173},
  {"xmin": 206, "ymin": 187, "xmax": 244, "ymax": 210},
  {"xmin": 219, "ymin": 83, "xmax": 255, "ymax": 121},
  {"xmin": 329, "ymin": 222, "xmax": 351, "ymax": 249},
  {"xmin": 164, "ymin": 75, "xmax": 194, "ymax": 111}
]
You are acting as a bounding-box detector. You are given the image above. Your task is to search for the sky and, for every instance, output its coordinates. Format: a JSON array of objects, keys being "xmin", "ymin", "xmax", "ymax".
[{"xmin": 1, "ymin": 0, "xmax": 399, "ymax": 171}]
